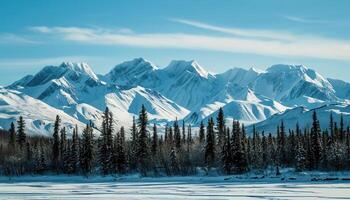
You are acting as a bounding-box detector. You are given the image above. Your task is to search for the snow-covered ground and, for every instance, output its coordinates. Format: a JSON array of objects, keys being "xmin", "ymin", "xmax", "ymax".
[{"xmin": 1, "ymin": 173, "xmax": 350, "ymax": 199}]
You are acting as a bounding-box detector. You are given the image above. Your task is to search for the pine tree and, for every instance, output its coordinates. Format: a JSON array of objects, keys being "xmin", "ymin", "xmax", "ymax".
[
  {"xmin": 8, "ymin": 122, "xmax": 16, "ymax": 151},
  {"xmin": 174, "ymin": 119, "xmax": 181, "ymax": 150},
  {"xmin": 182, "ymin": 120, "xmax": 186, "ymax": 144},
  {"xmin": 81, "ymin": 123, "xmax": 94, "ymax": 176},
  {"xmin": 137, "ymin": 105, "xmax": 149, "ymax": 175},
  {"xmin": 169, "ymin": 147, "xmax": 179, "ymax": 175},
  {"xmin": 311, "ymin": 111, "xmax": 322, "ymax": 169},
  {"xmin": 267, "ymin": 133, "xmax": 275, "ymax": 168},
  {"xmin": 261, "ymin": 133, "xmax": 268, "ymax": 169},
  {"xmin": 295, "ymin": 133, "xmax": 306, "ymax": 172},
  {"xmin": 277, "ymin": 121, "xmax": 287, "ymax": 166},
  {"xmin": 129, "ymin": 116, "xmax": 138, "ymax": 171},
  {"xmin": 99, "ymin": 107, "xmax": 114, "ymax": 175},
  {"xmin": 151, "ymin": 123, "xmax": 158, "ymax": 159},
  {"xmin": 205, "ymin": 118, "xmax": 215, "ymax": 169},
  {"xmin": 222, "ymin": 127, "xmax": 231, "ymax": 174},
  {"xmin": 69, "ymin": 126, "xmax": 80, "ymax": 174},
  {"xmin": 216, "ymin": 107, "xmax": 225, "ymax": 150},
  {"xmin": 60, "ymin": 127, "xmax": 67, "ymax": 170},
  {"xmin": 252, "ymin": 125, "xmax": 262, "ymax": 169},
  {"xmin": 16, "ymin": 116, "xmax": 26, "ymax": 150},
  {"xmin": 231, "ymin": 121, "xmax": 248, "ymax": 173},
  {"xmin": 52, "ymin": 115, "xmax": 61, "ymax": 173},
  {"xmin": 119, "ymin": 127, "xmax": 127, "ymax": 173},
  {"xmin": 199, "ymin": 121, "xmax": 205, "ymax": 144}
]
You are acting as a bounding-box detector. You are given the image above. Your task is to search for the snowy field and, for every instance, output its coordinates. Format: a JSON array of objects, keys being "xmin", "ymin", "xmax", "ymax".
[{"xmin": 1, "ymin": 174, "xmax": 350, "ymax": 200}]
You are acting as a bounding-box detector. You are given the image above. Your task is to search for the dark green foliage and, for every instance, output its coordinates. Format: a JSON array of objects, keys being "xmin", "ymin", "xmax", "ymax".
[
  {"xmin": 16, "ymin": 116, "xmax": 26, "ymax": 150},
  {"xmin": 52, "ymin": 115, "xmax": 60, "ymax": 172}
]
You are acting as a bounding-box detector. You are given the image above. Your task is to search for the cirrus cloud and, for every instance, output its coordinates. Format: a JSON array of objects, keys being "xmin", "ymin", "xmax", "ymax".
[{"xmin": 28, "ymin": 20, "xmax": 350, "ymax": 61}]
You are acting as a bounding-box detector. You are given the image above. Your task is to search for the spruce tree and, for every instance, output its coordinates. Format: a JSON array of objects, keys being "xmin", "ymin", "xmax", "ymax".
[
  {"xmin": 205, "ymin": 118, "xmax": 215, "ymax": 169},
  {"xmin": 222, "ymin": 127, "xmax": 231, "ymax": 174},
  {"xmin": 174, "ymin": 119, "xmax": 181, "ymax": 150},
  {"xmin": 16, "ymin": 116, "xmax": 26, "ymax": 150},
  {"xmin": 216, "ymin": 107, "xmax": 225, "ymax": 149},
  {"xmin": 129, "ymin": 116, "xmax": 138, "ymax": 171},
  {"xmin": 169, "ymin": 147, "xmax": 179, "ymax": 175},
  {"xmin": 69, "ymin": 126, "xmax": 80, "ymax": 174},
  {"xmin": 99, "ymin": 107, "xmax": 114, "ymax": 175},
  {"xmin": 231, "ymin": 121, "xmax": 248, "ymax": 173},
  {"xmin": 137, "ymin": 105, "xmax": 149, "ymax": 175},
  {"xmin": 81, "ymin": 123, "xmax": 94, "ymax": 176},
  {"xmin": 8, "ymin": 122, "xmax": 16, "ymax": 151},
  {"xmin": 60, "ymin": 127, "xmax": 67, "ymax": 169},
  {"xmin": 295, "ymin": 133, "xmax": 306, "ymax": 172},
  {"xmin": 151, "ymin": 123, "xmax": 158, "ymax": 158},
  {"xmin": 52, "ymin": 115, "xmax": 61, "ymax": 173},
  {"xmin": 199, "ymin": 121, "xmax": 205, "ymax": 144},
  {"xmin": 311, "ymin": 111, "xmax": 322, "ymax": 169},
  {"xmin": 277, "ymin": 121, "xmax": 287, "ymax": 166},
  {"xmin": 182, "ymin": 120, "xmax": 186, "ymax": 144}
]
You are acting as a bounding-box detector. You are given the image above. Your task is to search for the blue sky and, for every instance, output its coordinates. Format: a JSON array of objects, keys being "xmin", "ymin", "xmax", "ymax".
[{"xmin": 1, "ymin": 0, "xmax": 350, "ymax": 85}]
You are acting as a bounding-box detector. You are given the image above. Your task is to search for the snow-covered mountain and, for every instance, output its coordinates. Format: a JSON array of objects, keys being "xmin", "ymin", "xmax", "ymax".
[
  {"xmin": 0, "ymin": 87, "xmax": 84, "ymax": 135},
  {"xmin": 251, "ymin": 103, "xmax": 350, "ymax": 134},
  {"xmin": 3, "ymin": 58, "xmax": 350, "ymax": 135}
]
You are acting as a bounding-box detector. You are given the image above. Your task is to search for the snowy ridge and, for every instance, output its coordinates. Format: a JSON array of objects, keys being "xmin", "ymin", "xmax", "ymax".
[
  {"xmin": 0, "ymin": 88, "xmax": 84, "ymax": 135},
  {"xmin": 2, "ymin": 58, "xmax": 350, "ymax": 135}
]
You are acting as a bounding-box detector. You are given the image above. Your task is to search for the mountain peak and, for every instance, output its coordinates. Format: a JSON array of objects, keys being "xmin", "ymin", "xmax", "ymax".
[
  {"xmin": 59, "ymin": 62, "xmax": 98, "ymax": 81},
  {"xmin": 267, "ymin": 64, "xmax": 308, "ymax": 73},
  {"xmin": 165, "ymin": 60, "xmax": 210, "ymax": 78},
  {"xmin": 106, "ymin": 58, "xmax": 158, "ymax": 84}
]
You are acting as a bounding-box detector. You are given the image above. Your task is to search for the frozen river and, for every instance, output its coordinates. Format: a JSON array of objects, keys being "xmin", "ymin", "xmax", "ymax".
[{"xmin": 1, "ymin": 176, "xmax": 350, "ymax": 199}]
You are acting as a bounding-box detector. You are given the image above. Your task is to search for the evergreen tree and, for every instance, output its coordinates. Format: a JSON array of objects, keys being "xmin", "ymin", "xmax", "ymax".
[
  {"xmin": 60, "ymin": 127, "xmax": 67, "ymax": 169},
  {"xmin": 129, "ymin": 116, "xmax": 138, "ymax": 171},
  {"xmin": 69, "ymin": 126, "xmax": 80, "ymax": 174},
  {"xmin": 169, "ymin": 147, "xmax": 179, "ymax": 175},
  {"xmin": 231, "ymin": 121, "xmax": 248, "ymax": 173},
  {"xmin": 151, "ymin": 123, "xmax": 158, "ymax": 158},
  {"xmin": 8, "ymin": 122, "xmax": 16, "ymax": 151},
  {"xmin": 52, "ymin": 115, "xmax": 61, "ymax": 172},
  {"xmin": 99, "ymin": 107, "xmax": 114, "ymax": 175},
  {"xmin": 113, "ymin": 126, "xmax": 126, "ymax": 174},
  {"xmin": 16, "ymin": 116, "xmax": 26, "ymax": 150},
  {"xmin": 267, "ymin": 133, "xmax": 275, "ymax": 168},
  {"xmin": 222, "ymin": 127, "xmax": 231, "ymax": 174},
  {"xmin": 205, "ymin": 118, "xmax": 215, "ymax": 169},
  {"xmin": 174, "ymin": 119, "xmax": 181, "ymax": 150},
  {"xmin": 261, "ymin": 133, "xmax": 268, "ymax": 169},
  {"xmin": 81, "ymin": 123, "xmax": 94, "ymax": 176},
  {"xmin": 295, "ymin": 133, "xmax": 306, "ymax": 172},
  {"xmin": 182, "ymin": 120, "xmax": 186, "ymax": 144},
  {"xmin": 311, "ymin": 111, "xmax": 322, "ymax": 169},
  {"xmin": 252, "ymin": 125, "xmax": 263, "ymax": 169},
  {"xmin": 216, "ymin": 107, "xmax": 225, "ymax": 150},
  {"xmin": 278, "ymin": 121, "xmax": 287, "ymax": 166},
  {"xmin": 137, "ymin": 105, "xmax": 149, "ymax": 175},
  {"xmin": 199, "ymin": 121, "xmax": 205, "ymax": 144}
]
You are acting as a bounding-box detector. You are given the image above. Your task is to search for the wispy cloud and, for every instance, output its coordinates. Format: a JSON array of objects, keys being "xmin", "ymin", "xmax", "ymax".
[
  {"xmin": 28, "ymin": 22, "xmax": 350, "ymax": 61},
  {"xmin": 283, "ymin": 15, "xmax": 332, "ymax": 24},
  {"xmin": 170, "ymin": 18, "xmax": 297, "ymax": 41},
  {"xmin": 0, "ymin": 33, "xmax": 39, "ymax": 44}
]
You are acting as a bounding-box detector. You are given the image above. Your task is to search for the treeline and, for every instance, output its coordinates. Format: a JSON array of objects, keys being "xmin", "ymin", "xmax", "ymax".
[{"xmin": 0, "ymin": 106, "xmax": 350, "ymax": 177}]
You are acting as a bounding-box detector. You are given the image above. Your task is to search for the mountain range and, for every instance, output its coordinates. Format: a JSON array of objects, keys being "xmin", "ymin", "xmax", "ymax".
[{"xmin": 1, "ymin": 58, "xmax": 350, "ymax": 135}]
